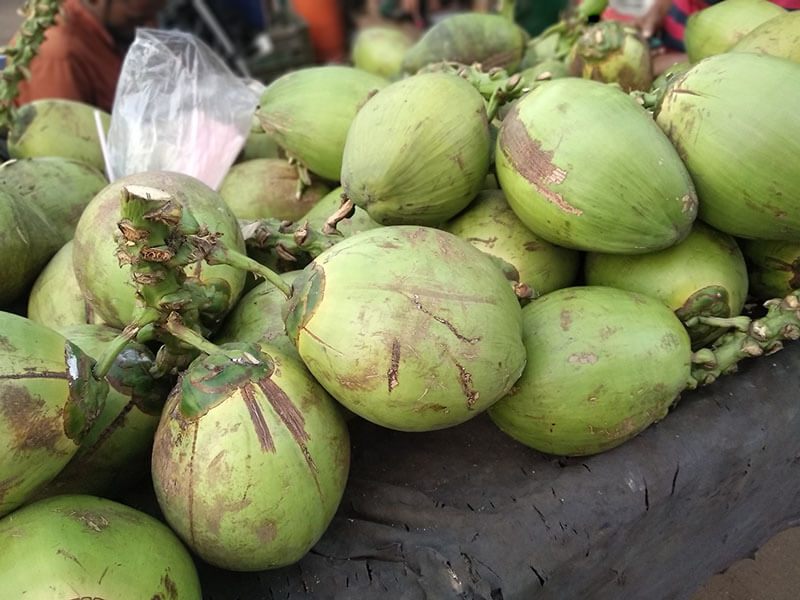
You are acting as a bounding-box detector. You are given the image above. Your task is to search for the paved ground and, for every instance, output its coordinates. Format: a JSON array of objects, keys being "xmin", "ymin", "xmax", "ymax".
[{"xmin": 2, "ymin": 2, "xmax": 799, "ymax": 599}]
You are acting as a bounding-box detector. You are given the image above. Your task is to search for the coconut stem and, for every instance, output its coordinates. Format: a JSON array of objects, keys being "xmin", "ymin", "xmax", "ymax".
[
  {"xmin": 688, "ymin": 291, "xmax": 800, "ymax": 386},
  {"xmin": 162, "ymin": 311, "xmax": 224, "ymax": 357},
  {"xmin": 92, "ymin": 308, "xmax": 160, "ymax": 379},
  {"xmin": 205, "ymin": 244, "xmax": 291, "ymax": 298},
  {"xmin": 498, "ymin": 0, "xmax": 516, "ymax": 21}
]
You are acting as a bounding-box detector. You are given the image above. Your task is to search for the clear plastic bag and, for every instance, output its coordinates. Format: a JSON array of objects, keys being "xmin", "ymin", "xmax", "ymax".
[{"xmin": 106, "ymin": 28, "xmax": 258, "ymax": 190}]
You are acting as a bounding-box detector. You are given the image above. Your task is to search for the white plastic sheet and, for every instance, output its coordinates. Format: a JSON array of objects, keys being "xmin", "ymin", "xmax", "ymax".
[{"xmin": 106, "ymin": 29, "xmax": 258, "ymax": 190}]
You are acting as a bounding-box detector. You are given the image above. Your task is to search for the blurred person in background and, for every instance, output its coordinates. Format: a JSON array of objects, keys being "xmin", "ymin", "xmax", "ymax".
[
  {"xmin": 12, "ymin": 0, "xmax": 166, "ymax": 113},
  {"xmin": 635, "ymin": 0, "xmax": 800, "ymax": 74}
]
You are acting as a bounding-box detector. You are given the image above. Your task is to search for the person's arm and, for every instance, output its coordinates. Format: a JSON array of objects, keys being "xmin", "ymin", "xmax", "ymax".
[{"xmin": 636, "ymin": 0, "xmax": 674, "ymax": 38}]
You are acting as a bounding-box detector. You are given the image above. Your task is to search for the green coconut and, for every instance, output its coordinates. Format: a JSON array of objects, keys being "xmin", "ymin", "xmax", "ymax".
[
  {"xmin": 341, "ymin": 72, "xmax": 491, "ymax": 226},
  {"xmin": 151, "ymin": 343, "xmax": 350, "ymax": 571},
  {"xmin": 729, "ymin": 11, "xmax": 800, "ymax": 63},
  {"xmin": 219, "ymin": 158, "xmax": 330, "ymax": 221},
  {"xmin": 237, "ymin": 113, "xmax": 281, "ymax": 162},
  {"xmin": 443, "ymin": 189, "xmax": 580, "ymax": 297},
  {"xmin": 72, "ymin": 170, "xmax": 247, "ymax": 331},
  {"xmin": 256, "ymin": 65, "xmax": 387, "ymax": 181},
  {"xmin": 283, "ymin": 226, "xmax": 526, "ymax": 432},
  {"xmin": 6, "ymin": 98, "xmax": 111, "ymax": 173},
  {"xmin": 684, "ymin": 0, "xmax": 786, "ymax": 62},
  {"xmin": 0, "ymin": 312, "xmax": 107, "ymax": 517},
  {"xmin": 740, "ymin": 239, "xmax": 800, "ymax": 301},
  {"xmin": 654, "ymin": 52, "xmax": 800, "ymax": 240},
  {"xmin": 584, "ymin": 222, "xmax": 749, "ymax": 349},
  {"xmin": 402, "ymin": 12, "xmax": 528, "ymax": 74},
  {"xmin": 0, "ymin": 494, "xmax": 201, "ymax": 598},
  {"xmin": 488, "ymin": 286, "xmax": 693, "ymax": 456},
  {"xmin": 0, "ymin": 156, "xmax": 108, "ymax": 243},
  {"xmin": 27, "ymin": 240, "xmax": 103, "ymax": 332},
  {"xmin": 30, "ymin": 324, "xmax": 169, "ymax": 498},
  {"xmin": 496, "ymin": 77, "xmax": 697, "ymax": 253},
  {"xmin": 566, "ymin": 19, "xmax": 653, "ymax": 92},
  {"xmin": 352, "ymin": 26, "xmax": 415, "ymax": 78}
]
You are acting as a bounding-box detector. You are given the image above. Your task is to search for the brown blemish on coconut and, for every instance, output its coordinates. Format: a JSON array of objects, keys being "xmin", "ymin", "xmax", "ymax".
[
  {"xmin": 162, "ymin": 572, "xmax": 179, "ymax": 599},
  {"xmin": 0, "ymin": 473, "xmax": 22, "ymax": 504},
  {"xmin": 61, "ymin": 509, "xmax": 110, "ymax": 532},
  {"xmin": 257, "ymin": 520, "xmax": 278, "ymax": 543},
  {"xmin": 598, "ymin": 326, "xmax": 619, "ymax": 341},
  {"xmin": 242, "ymin": 383, "xmax": 275, "ymax": 453},
  {"xmin": 568, "ymin": 353, "xmax": 598, "ymax": 365},
  {"xmin": 413, "ymin": 294, "xmax": 480, "ymax": 343},
  {"xmin": 0, "ymin": 384, "xmax": 67, "ymax": 453},
  {"xmin": 56, "ymin": 548, "xmax": 84, "ymax": 568},
  {"xmin": 500, "ymin": 111, "xmax": 582, "ymax": 215},
  {"xmin": 455, "ymin": 362, "xmax": 479, "ymax": 408},
  {"xmin": 256, "ymin": 377, "xmax": 321, "ymax": 494},
  {"xmin": 560, "ymin": 310, "xmax": 572, "ymax": 331},
  {"xmin": 0, "ymin": 335, "xmax": 14, "ymax": 352},
  {"xmin": 387, "ymin": 339, "xmax": 401, "ymax": 393}
]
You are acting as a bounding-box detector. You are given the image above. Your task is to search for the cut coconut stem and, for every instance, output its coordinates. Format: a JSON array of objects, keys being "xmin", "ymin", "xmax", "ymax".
[{"xmin": 689, "ymin": 290, "xmax": 800, "ymax": 386}]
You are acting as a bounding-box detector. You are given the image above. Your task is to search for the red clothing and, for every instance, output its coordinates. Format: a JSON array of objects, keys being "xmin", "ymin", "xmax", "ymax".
[
  {"xmin": 14, "ymin": 0, "xmax": 124, "ymax": 113},
  {"xmin": 663, "ymin": 0, "xmax": 800, "ymax": 51}
]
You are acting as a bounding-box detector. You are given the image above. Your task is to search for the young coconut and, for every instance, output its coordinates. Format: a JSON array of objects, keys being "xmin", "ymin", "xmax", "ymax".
[
  {"xmin": 151, "ymin": 329, "xmax": 350, "ymax": 571},
  {"xmin": 496, "ymin": 77, "xmax": 697, "ymax": 254},
  {"xmin": 684, "ymin": 0, "xmax": 786, "ymax": 62},
  {"xmin": 729, "ymin": 11, "xmax": 800, "ymax": 63},
  {"xmin": 30, "ymin": 324, "xmax": 170, "ymax": 499},
  {"xmin": 283, "ymin": 225, "xmax": 527, "ymax": 432},
  {"xmin": 488, "ymin": 286, "xmax": 694, "ymax": 456},
  {"xmin": 72, "ymin": 171, "xmax": 247, "ymax": 332},
  {"xmin": 401, "ymin": 12, "xmax": 529, "ymax": 74},
  {"xmin": 341, "ymin": 72, "xmax": 491, "ymax": 226},
  {"xmin": 443, "ymin": 189, "xmax": 580, "ymax": 298},
  {"xmin": 0, "ymin": 494, "xmax": 201, "ymax": 598},
  {"xmin": 584, "ymin": 222, "xmax": 750, "ymax": 349},
  {"xmin": 740, "ymin": 239, "xmax": 800, "ymax": 302},
  {"xmin": 5, "ymin": 99, "xmax": 111, "ymax": 172},
  {"xmin": 566, "ymin": 19, "xmax": 653, "ymax": 92},
  {"xmin": 256, "ymin": 65, "xmax": 387, "ymax": 181},
  {"xmin": 27, "ymin": 241, "xmax": 103, "ymax": 332},
  {"xmin": 654, "ymin": 52, "xmax": 800, "ymax": 241},
  {"xmin": 0, "ymin": 312, "xmax": 107, "ymax": 517},
  {"xmin": 218, "ymin": 158, "xmax": 330, "ymax": 222}
]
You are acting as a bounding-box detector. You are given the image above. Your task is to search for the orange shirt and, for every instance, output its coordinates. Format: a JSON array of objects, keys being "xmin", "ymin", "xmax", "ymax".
[{"xmin": 14, "ymin": 0, "xmax": 124, "ymax": 113}]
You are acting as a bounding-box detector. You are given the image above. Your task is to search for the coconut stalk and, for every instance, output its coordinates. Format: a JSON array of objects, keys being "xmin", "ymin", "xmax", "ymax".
[
  {"xmin": 239, "ymin": 196, "xmax": 359, "ymax": 266},
  {"xmin": 689, "ymin": 290, "xmax": 800, "ymax": 386},
  {"xmin": 522, "ymin": 0, "xmax": 609, "ymax": 64},
  {"xmin": 0, "ymin": 0, "xmax": 63, "ymax": 134},
  {"xmin": 92, "ymin": 184, "xmax": 290, "ymax": 380},
  {"xmin": 416, "ymin": 61, "xmax": 527, "ymax": 121}
]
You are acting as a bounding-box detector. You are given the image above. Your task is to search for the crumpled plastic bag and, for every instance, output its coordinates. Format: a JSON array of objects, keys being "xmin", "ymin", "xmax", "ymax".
[{"xmin": 106, "ymin": 28, "xmax": 258, "ymax": 190}]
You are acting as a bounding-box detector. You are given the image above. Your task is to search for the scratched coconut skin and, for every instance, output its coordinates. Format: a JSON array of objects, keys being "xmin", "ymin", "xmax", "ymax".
[
  {"xmin": 488, "ymin": 286, "xmax": 694, "ymax": 456},
  {"xmin": 495, "ymin": 77, "xmax": 698, "ymax": 254},
  {"xmin": 283, "ymin": 226, "xmax": 527, "ymax": 432},
  {"xmin": 0, "ymin": 312, "xmax": 106, "ymax": 517},
  {"xmin": 654, "ymin": 52, "xmax": 800, "ymax": 241},
  {"xmin": 151, "ymin": 343, "xmax": 350, "ymax": 571}
]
